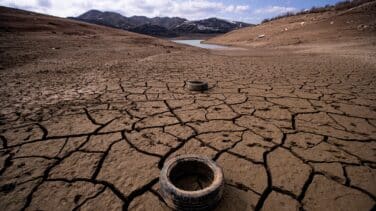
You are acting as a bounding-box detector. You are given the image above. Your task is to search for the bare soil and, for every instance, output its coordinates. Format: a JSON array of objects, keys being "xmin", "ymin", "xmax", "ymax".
[
  {"xmin": 0, "ymin": 5, "xmax": 375, "ymax": 211},
  {"xmin": 207, "ymin": 1, "xmax": 376, "ymax": 49}
]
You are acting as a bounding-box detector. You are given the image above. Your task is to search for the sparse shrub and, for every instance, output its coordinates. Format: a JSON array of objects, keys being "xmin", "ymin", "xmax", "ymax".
[
  {"xmin": 261, "ymin": 12, "xmax": 296, "ymax": 23},
  {"xmin": 261, "ymin": 0, "xmax": 374, "ymax": 24},
  {"xmin": 261, "ymin": 18, "xmax": 270, "ymax": 24}
]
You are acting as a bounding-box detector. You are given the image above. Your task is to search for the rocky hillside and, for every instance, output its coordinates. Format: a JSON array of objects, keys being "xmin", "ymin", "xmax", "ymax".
[
  {"xmin": 207, "ymin": 0, "xmax": 376, "ymax": 47},
  {"xmin": 131, "ymin": 23, "xmax": 179, "ymax": 37},
  {"xmin": 71, "ymin": 10, "xmax": 251, "ymax": 37},
  {"xmin": 173, "ymin": 18, "xmax": 249, "ymax": 34}
]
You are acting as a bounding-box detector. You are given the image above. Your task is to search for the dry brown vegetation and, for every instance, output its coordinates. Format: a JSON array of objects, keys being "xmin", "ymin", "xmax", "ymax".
[
  {"xmin": 262, "ymin": 0, "xmax": 375, "ymax": 23},
  {"xmin": 207, "ymin": 0, "xmax": 376, "ymax": 49}
]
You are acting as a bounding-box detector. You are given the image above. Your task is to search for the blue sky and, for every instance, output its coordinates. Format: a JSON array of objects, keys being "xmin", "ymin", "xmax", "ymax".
[{"xmin": 0, "ymin": 0, "xmax": 344, "ymax": 23}]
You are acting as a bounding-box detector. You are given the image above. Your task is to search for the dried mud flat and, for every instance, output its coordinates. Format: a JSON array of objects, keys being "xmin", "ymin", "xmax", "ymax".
[{"xmin": 1, "ymin": 6, "xmax": 376, "ymax": 211}]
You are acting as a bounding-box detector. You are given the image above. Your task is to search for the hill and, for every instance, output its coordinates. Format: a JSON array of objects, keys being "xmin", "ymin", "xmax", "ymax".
[
  {"xmin": 130, "ymin": 23, "xmax": 179, "ymax": 37},
  {"xmin": 207, "ymin": 0, "xmax": 376, "ymax": 47},
  {"xmin": 173, "ymin": 18, "xmax": 250, "ymax": 34},
  {"xmin": 71, "ymin": 10, "xmax": 252, "ymax": 37},
  {"xmin": 0, "ymin": 6, "xmax": 187, "ymax": 69}
]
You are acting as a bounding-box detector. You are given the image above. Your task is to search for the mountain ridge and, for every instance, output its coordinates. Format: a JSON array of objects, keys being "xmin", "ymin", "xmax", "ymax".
[{"xmin": 70, "ymin": 10, "xmax": 252, "ymax": 37}]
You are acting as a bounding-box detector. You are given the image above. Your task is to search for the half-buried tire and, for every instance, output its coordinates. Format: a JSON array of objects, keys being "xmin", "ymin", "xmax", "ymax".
[
  {"xmin": 160, "ymin": 155, "xmax": 224, "ymax": 211},
  {"xmin": 187, "ymin": 80, "xmax": 208, "ymax": 91}
]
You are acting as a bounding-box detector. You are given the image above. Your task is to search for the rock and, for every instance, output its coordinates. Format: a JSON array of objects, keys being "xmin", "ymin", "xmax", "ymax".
[
  {"xmin": 258, "ymin": 34, "xmax": 265, "ymax": 38},
  {"xmin": 357, "ymin": 24, "xmax": 368, "ymax": 31}
]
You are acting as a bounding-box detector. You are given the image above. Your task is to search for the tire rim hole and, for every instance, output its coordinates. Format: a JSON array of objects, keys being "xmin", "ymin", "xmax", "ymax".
[
  {"xmin": 169, "ymin": 160, "xmax": 214, "ymax": 191},
  {"xmin": 188, "ymin": 80, "xmax": 204, "ymax": 84}
]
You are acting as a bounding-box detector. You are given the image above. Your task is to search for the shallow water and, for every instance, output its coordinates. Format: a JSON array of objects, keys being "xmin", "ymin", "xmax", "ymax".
[{"xmin": 171, "ymin": 39, "xmax": 232, "ymax": 50}]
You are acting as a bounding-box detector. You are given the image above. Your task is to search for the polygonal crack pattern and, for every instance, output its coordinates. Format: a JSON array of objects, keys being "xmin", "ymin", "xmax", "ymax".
[{"xmin": 1, "ymin": 34, "xmax": 376, "ymax": 211}]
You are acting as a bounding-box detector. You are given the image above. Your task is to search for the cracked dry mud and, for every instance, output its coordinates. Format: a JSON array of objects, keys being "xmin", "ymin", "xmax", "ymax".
[{"xmin": 1, "ymin": 9, "xmax": 376, "ymax": 211}]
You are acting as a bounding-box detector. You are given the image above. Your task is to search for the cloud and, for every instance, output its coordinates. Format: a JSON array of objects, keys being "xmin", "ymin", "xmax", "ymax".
[
  {"xmin": 254, "ymin": 6, "xmax": 297, "ymax": 15},
  {"xmin": 225, "ymin": 5, "xmax": 249, "ymax": 13},
  {"xmin": 37, "ymin": 0, "xmax": 51, "ymax": 8},
  {"xmin": 0, "ymin": 0, "xmax": 250, "ymax": 20}
]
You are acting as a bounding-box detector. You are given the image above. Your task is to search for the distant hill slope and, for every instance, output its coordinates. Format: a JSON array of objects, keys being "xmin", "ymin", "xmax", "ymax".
[
  {"xmin": 131, "ymin": 23, "xmax": 179, "ymax": 37},
  {"xmin": 70, "ymin": 10, "xmax": 252, "ymax": 37},
  {"xmin": 207, "ymin": 1, "xmax": 376, "ymax": 47},
  {"xmin": 0, "ymin": 6, "xmax": 187, "ymax": 69},
  {"xmin": 173, "ymin": 18, "xmax": 249, "ymax": 34},
  {"xmin": 73, "ymin": 10, "xmax": 187, "ymax": 30}
]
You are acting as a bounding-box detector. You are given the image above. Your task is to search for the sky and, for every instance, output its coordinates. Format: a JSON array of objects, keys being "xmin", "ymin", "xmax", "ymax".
[{"xmin": 0, "ymin": 0, "xmax": 344, "ymax": 23}]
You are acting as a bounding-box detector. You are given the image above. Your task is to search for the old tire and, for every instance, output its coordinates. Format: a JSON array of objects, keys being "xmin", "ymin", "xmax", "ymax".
[
  {"xmin": 187, "ymin": 80, "xmax": 208, "ymax": 91},
  {"xmin": 160, "ymin": 155, "xmax": 224, "ymax": 211}
]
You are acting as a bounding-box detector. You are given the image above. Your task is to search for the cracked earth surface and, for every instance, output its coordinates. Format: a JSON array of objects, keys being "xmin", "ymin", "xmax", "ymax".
[{"xmin": 1, "ymin": 9, "xmax": 376, "ymax": 211}]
